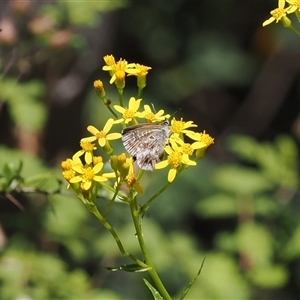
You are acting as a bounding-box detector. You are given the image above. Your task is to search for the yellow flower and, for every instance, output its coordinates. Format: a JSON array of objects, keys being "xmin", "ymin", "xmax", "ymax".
[
  {"xmin": 114, "ymin": 97, "xmax": 142, "ymax": 124},
  {"xmin": 169, "ymin": 135, "xmax": 203, "ymax": 159},
  {"xmin": 133, "ymin": 64, "xmax": 151, "ymax": 77},
  {"xmin": 73, "ymin": 140, "xmax": 96, "ymax": 165},
  {"xmin": 188, "ymin": 131, "xmax": 214, "ymax": 159},
  {"xmin": 128, "ymin": 63, "xmax": 152, "ymax": 89},
  {"xmin": 155, "ymin": 145, "xmax": 196, "ymax": 182},
  {"xmin": 61, "ymin": 158, "xmax": 73, "ymax": 170},
  {"xmin": 81, "ymin": 118, "xmax": 122, "ymax": 147},
  {"xmin": 287, "ymin": 0, "xmax": 300, "ymax": 11},
  {"xmin": 93, "ymin": 79, "xmax": 106, "ymax": 98},
  {"xmin": 137, "ymin": 104, "xmax": 170, "ymax": 123},
  {"xmin": 70, "ymin": 162, "xmax": 108, "ymax": 191},
  {"xmin": 125, "ymin": 158, "xmax": 143, "ymax": 194},
  {"xmin": 102, "ymin": 56, "xmax": 140, "ymax": 84},
  {"xmin": 263, "ymin": 0, "xmax": 291, "ymax": 26},
  {"xmin": 61, "ymin": 156, "xmax": 83, "ymax": 188},
  {"xmin": 286, "ymin": 0, "xmax": 300, "ymax": 20},
  {"xmin": 170, "ymin": 117, "xmax": 197, "ymax": 137},
  {"xmin": 103, "ymin": 54, "xmax": 116, "ymax": 67}
]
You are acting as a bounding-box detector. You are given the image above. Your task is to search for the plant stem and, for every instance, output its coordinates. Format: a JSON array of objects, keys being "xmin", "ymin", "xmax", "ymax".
[
  {"xmin": 139, "ymin": 181, "xmax": 171, "ymax": 214},
  {"xmin": 129, "ymin": 196, "xmax": 172, "ymax": 300},
  {"xmin": 104, "ymin": 182, "xmax": 122, "ymax": 217},
  {"xmin": 87, "ymin": 202, "xmax": 147, "ymax": 268},
  {"xmin": 118, "ymin": 88, "xmax": 124, "ymax": 107}
]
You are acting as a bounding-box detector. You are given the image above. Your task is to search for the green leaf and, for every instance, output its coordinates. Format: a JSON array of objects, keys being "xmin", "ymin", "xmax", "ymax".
[
  {"xmin": 282, "ymin": 223, "xmax": 300, "ymax": 260},
  {"xmin": 142, "ymin": 278, "xmax": 163, "ymax": 300},
  {"xmin": 212, "ymin": 165, "xmax": 273, "ymax": 194},
  {"xmin": 248, "ymin": 264, "xmax": 288, "ymax": 288},
  {"xmin": 9, "ymin": 98, "xmax": 47, "ymax": 131},
  {"xmin": 0, "ymin": 78, "xmax": 47, "ymax": 131},
  {"xmin": 237, "ymin": 222, "xmax": 273, "ymax": 267},
  {"xmin": 180, "ymin": 258, "xmax": 205, "ymax": 300},
  {"xmin": 196, "ymin": 194, "xmax": 237, "ymax": 218},
  {"xmin": 105, "ymin": 263, "xmax": 151, "ymax": 273}
]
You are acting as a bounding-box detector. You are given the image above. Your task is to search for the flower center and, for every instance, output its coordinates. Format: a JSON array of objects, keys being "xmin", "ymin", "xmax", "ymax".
[
  {"xmin": 168, "ymin": 152, "xmax": 182, "ymax": 168},
  {"xmin": 82, "ymin": 167, "xmax": 94, "ymax": 181},
  {"xmin": 123, "ymin": 109, "xmax": 135, "ymax": 120},
  {"xmin": 62, "ymin": 170, "xmax": 75, "ymax": 181},
  {"xmin": 271, "ymin": 8, "xmax": 285, "ymax": 19},
  {"xmin": 171, "ymin": 118, "xmax": 185, "ymax": 134},
  {"xmin": 199, "ymin": 131, "xmax": 214, "ymax": 146},
  {"xmin": 182, "ymin": 143, "xmax": 194, "ymax": 155},
  {"xmin": 126, "ymin": 173, "xmax": 137, "ymax": 186},
  {"xmin": 96, "ymin": 130, "xmax": 106, "ymax": 139},
  {"xmin": 61, "ymin": 158, "xmax": 72, "ymax": 170},
  {"xmin": 80, "ymin": 141, "xmax": 95, "ymax": 152}
]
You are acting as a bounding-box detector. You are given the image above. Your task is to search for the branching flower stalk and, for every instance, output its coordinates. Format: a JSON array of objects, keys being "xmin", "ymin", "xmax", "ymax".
[
  {"xmin": 61, "ymin": 54, "xmax": 214, "ymax": 299},
  {"xmin": 262, "ymin": 0, "xmax": 300, "ymax": 35}
]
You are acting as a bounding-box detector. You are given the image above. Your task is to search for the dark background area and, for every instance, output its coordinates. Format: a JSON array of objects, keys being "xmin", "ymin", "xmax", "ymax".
[{"xmin": 1, "ymin": 0, "xmax": 300, "ymax": 299}]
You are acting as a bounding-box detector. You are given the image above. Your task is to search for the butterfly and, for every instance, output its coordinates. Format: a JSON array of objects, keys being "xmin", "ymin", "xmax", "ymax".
[{"xmin": 121, "ymin": 119, "xmax": 170, "ymax": 171}]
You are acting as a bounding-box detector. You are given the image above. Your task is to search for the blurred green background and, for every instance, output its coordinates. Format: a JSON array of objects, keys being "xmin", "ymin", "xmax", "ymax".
[{"xmin": 1, "ymin": 0, "xmax": 300, "ymax": 299}]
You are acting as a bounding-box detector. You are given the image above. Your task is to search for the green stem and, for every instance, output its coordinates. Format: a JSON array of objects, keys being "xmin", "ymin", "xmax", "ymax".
[
  {"xmin": 87, "ymin": 202, "xmax": 147, "ymax": 268},
  {"xmin": 104, "ymin": 182, "xmax": 122, "ymax": 217},
  {"xmin": 101, "ymin": 96, "xmax": 118, "ymax": 118},
  {"xmin": 118, "ymin": 88, "xmax": 124, "ymax": 107},
  {"xmin": 139, "ymin": 181, "xmax": 172, "ymax": 214},
  {"xmin": 129, "ymin": 196, "xmax": 172, "ymax": 300},
  {"xmin": 289, "ymin": 24, "xmax": 300, "ymax": 36},
  {"xmin": 106, "ymin": 104, "xmax": 118, "ymax": 118},
  {"xmin": 136, "ymin": 87, "xmax": 143, "ymax": 99}
]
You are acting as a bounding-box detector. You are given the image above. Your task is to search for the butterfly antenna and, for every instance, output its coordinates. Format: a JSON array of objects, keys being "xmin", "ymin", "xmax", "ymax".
[
  {"xmin": 151, "ymin": 103, "xmax": 157, "ymax": 114},
  {"xmin": 170, "ymin": 108, "xmax": 181, "ymax": 119}
]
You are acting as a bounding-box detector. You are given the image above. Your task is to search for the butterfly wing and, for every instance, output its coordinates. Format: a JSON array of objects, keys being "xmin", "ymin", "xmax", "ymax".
[{"xmin": 122, "ymin": 124, "xmax": 169, "ymax": 171}]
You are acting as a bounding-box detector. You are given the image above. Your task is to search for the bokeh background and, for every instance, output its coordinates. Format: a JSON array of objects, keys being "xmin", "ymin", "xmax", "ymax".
[{"xmin": 1, "ymin": 0, "xmax": 300, "ymax": 299}]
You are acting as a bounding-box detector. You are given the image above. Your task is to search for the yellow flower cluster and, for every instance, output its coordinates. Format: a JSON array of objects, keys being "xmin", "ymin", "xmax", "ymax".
[
  {"xmin": 263, "ymin": 0, "xmax": 300, "ymax": 32},
  {"xmin": 61, "ymin": 55, "xmax": 214, "ymax": 198}
]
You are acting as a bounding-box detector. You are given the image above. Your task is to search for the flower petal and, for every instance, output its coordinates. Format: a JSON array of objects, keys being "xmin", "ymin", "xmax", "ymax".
[
  {"xmin": 85, "ymin": 152, "xmax": 93, "ymax": 164},
  {"xmin": 106, "ymin": 133, "xmax": 122, "ymax": 140},
  {"xmin": 155, "ymin": 160, "xmax": 169, "ymax": 169},
  {"xmin": 94, "ymin": 175, "xmax": 108, "ymax": 182},
  {"xmin": 114, "ymin": 105, "xmax": 126, "ymax": 114},
  {"xmin": 168, "ymin": 168, "xmax": 177, "ymax": 182},
  {"xmin": 103, "ymin": 118, "xmax": 114, "ymax": 133},
  {"xmin": 262, "ymin": 17, "xmax": 275, "ymax": 26},
  {"xmin": 98, "ymin": 137, "xmax": 106, "ymax": 147},
  {"xmin": 87, "ymin": 125, "xmax": 100, "ymax": 135},
  {"xmin": 70, "ymin": 176, "xmax": 82, "ymax": 183},
  {"xmin": 93, "ymin": 162, "xmax": 104, "ymax": 174}
]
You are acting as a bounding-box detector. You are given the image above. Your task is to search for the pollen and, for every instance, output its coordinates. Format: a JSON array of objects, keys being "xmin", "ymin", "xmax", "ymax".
[
  {"xmin": 62, "ymin": 170, "xmax": 75, "ymax": 181},
  {"xmin": 199, "ymin": 131, "xmax": 214, "ymax": 146},
  {"xmin": 93, "ymin": 156, "xmax": 103, "ymax": 165},
  {"xmin": 126, "ymin": 173, "xmax": 137, "ymax": 186},
  {"xmin": 80, "ymin": 140, "xmax": 96, "ymax": 152},
  {"xmin": 271, "ymin": 8, "xmax": 286, "ymax": 20},
  {"xmin": 182, "ymin": 143, "xmax": 194, "ymax": 155},
  {"xmin": 171, "ymin": 118, "xmax": 184, "ymax": 134},
  {"xmin": 103, "ymin": 55, "xmax": 115, "ymax": 66},
  {"xmin": 123, "ymin": 109, "xmax": 135, "ymax": 120},
  {"xmin": 82, "ymin": 167, "xmax": 95, "ymax": 181},
  {"xmin": 94, "ymin": 80, "xmax": 103, "ymax": 91},
  {"xmin": 168, "ymin": 152, "xmax": 182, "ymax": 168},
  {"xmin": 115, "ymin": 70, "xmax": 125, "ymax": 81},
  {"xmin": 61, "ymin": 158, "xmax": 72, "ymax": 170},
  {"xmin": 96, "ymin": 130, "xmax": 106, "ymax": 139}
]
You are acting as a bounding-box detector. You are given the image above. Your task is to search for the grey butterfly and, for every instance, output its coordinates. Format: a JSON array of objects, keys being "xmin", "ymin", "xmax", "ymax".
[{"xmin": 121, "ymin": 119, "xmax": 170, "ymax": 171}]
